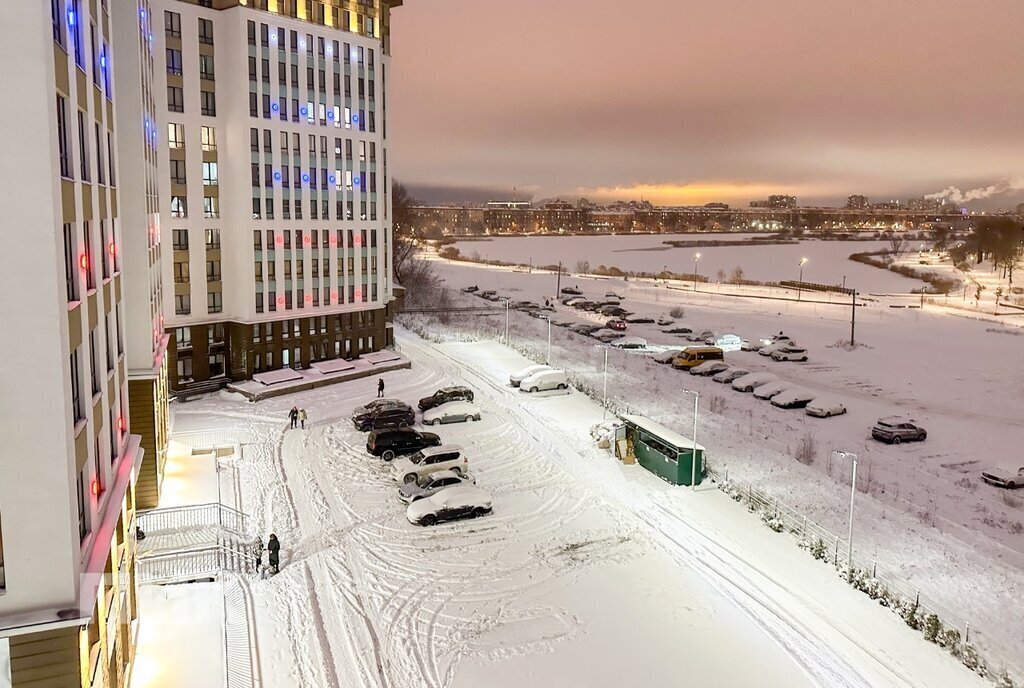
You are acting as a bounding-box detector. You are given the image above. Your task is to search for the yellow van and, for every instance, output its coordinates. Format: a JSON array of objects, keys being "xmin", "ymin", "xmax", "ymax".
[{"xmin": 671, "ymin": 347, "xmax": 724, "ymax": 370}]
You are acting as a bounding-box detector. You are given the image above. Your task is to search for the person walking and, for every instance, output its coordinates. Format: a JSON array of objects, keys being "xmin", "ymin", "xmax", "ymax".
[
  {"xmin": 267, "ymin": 533, "xmax": 281, "ymax": 574},
  {"xmin": 377, "ymin": 378, "xmax": 385, "ymax": 398},
  {"xmin": 299, "ymin": 408, "xmax": 308, "ymax": 429},
  {"xmin": 288, "ymin": 406, "xmax": 298, "ymax": 429},
  {"xmin": 253, "ymin": 536, "xmax": 264, "ymax": 575}
]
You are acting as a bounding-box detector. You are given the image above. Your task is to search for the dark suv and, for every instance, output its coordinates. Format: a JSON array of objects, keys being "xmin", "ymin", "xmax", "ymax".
[
  {"xmin": 418, "ymin": 386, "xmax": 475, "ymax": 412},
  {"xmin": 367, "ymin": 427, "xmax": 441, "ymax": 461},
  {"xmin": 871, "ymin": 417, "xmax": 927, "ymax": 444},
  {"xmin": 353, "ymin": 403, "xmax": 415, "ymax": 431}
]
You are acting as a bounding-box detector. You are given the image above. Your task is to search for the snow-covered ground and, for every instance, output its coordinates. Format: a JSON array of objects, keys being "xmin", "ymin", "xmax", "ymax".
[
  {"xmin": 418, "ymin": 258, "xmax": 1024, "ymax": 663},
  {"xmin": 133, "ymin": 582, "xmax": 224, "ymax": 688},
  {"xmin": 171, "ymin": 323, "xmax": 1001, "ymax": 687}
]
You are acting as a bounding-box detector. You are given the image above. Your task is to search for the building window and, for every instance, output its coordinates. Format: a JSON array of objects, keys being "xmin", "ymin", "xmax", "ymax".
[
  {"xmin": 255, "ymin": 292, "xmax": 264, "ymax": 313},
  {"xmin": 172, "ymin": 229, "xmax": 189, "ymax": 250},
  {"xmin": 77, "ymin": 110, "xmax": 90, "ymax": 181},
  {"xmin": 77, "ymin": 470, "xmax": 88, "ymax": 541},
  {"xmin": 167, "ymin": 85, "xmax": 184, "ymax": 112},
  {"xmin": 175, "ymin": 294, "xmax": 191, "ymax": 315},
  {"xmin": 176, "ymin": 356, "xmax": 193, "ymax": 383},
  {"xmin": 63, "ymin": 223, "xmax": 78, "ymax": 302},
  {"xmin": 175, "ymin": 327, "xmax": 191, "ymax": 349},
  {"xmin": 170, "ymin": 196, "xmax": 187, "ymax": 218},
  {"xmin": 206, "ymin": 260, "xmax": 221, "ymax": 282},
  {"xmin": 70, "ymin": 349, "xmax": 83, "ymax": 423},
  {"xmin": 169, "ymin": 159, "xmax": 187, "ymax": 185},
  {"xmin": 203, "ymin": 196, "xmax": 219, "ymax": 219},
  {"xmin": 202, "ymin": 161, "xmax": 218, "ymax": 186},
  {"xmin": 56, "ymin": 95, "xmax": 71, "ymax": 178},
  {"xmin": 165, "ymin": 10, "xmax": 181, "ymax": 37},
  {"xmin": 168, "ymin": 123, "xmax": 184, "ymax": 148},
  {"xmin": 209, "ymin": 323, "xmax": 225, "ymax": 345},
  {"xmin": 166, "ymin": 48, "xmax": 183, "ymax": 75},
  {"xmin": 173, "ymin": 261, "xmax": 190, "ymax": 283},
  {"xmin": 198, "ymin": 18, "xmax": 214, "ymax": 44},
  {"xmin": 201, "ymin": 91, "xmax": 216, "ymax": 116},
  {"xmin": 70, "ymin": 0, "xmax": 84, "ymax": 67},
  {"xmin": 206, "ymin": 228, "xmax": 220, "ymax": 250},
  {"xmin": 94, "ymin": 124, "xmax": 105, "ymax": 184},
  {"xmin": 89, "ymin": 330, "xmax": 100, "ymax": 395},
  {"xmin": 52, "ymin": 0, "xmax": 65, "ymax": 46},
  {"xmin": 199, "ymin": 54, "xmax": 215, "ymax": 81},
  {"xmin": 201, "ymin": 126, "xmax": 216, "ymax": 151},
  {"xmin": 207, "ymin": 292, "xmax": 222, "ymax": 313},
  {"xmin": 83, "ymin": 221, "xmax": 95, "ymax": 290}
]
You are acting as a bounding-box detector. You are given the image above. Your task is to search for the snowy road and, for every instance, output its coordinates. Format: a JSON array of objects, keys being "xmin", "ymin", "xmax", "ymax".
[{"xmin": 181, "ymin": 328, "xmax": 989, "ymax": 688}]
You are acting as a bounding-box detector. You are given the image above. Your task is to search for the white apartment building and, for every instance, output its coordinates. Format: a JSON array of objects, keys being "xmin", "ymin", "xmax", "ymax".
[
  {"xmin": 152, "ymin": 0, "xmax": 400, "ymax": 390},
  {"xmin": 0, "ymin": 0, "xmax": 169, "ymax": 686}
]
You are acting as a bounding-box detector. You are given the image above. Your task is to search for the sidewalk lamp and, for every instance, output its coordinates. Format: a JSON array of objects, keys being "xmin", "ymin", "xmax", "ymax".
[
  {"xmin": 602, "ymin": 348, "xmax": 609, "ymax": 420},
  {"xmin": 833, "ymin": 450, "xmax": 858, "ymax": 582},
  {"xmin": 682, "ymin": 389, "xmax": 700, "ymax": 489},
  {"xmin": 544, "ymin": 315, "xmax": 552, "ymax": 365},
  {"xmin": 501, "ymin": 298, "xmax": 510, "ymax": 344},
  {"xmin": 797, "ymin": 257, "xmax": 808, "ymax": 301},
  {"xmin": 693, "ymin": 253, "xmax": 701, "ymax": 292}
]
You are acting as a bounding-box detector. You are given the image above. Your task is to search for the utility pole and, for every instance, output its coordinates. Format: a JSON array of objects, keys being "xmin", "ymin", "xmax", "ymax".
[
  {"xmin": 850, "ymin": 289, "xmax": 856, "ymax": 346},
  {"xmin": 602, "ymin": 348, "xmax": 609, "ymax": 420},
  {"xmin": 556, "ymin": 261, "xmax": 562, "ymax": 299}
]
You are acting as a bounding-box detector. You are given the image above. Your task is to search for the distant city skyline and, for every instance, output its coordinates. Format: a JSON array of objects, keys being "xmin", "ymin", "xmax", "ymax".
[{"xmin": 389, "ymin": 0, "xmax": 1024, "ymax": 209}]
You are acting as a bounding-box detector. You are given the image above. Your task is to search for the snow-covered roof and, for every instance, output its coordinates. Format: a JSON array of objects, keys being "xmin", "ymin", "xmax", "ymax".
[{"xmin": 620, "ymin": 414, "xmax": 706, "ymax": 452}]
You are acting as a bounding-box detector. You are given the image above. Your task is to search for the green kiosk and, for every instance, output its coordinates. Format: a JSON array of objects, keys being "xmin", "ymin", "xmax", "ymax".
[{"xmin": 619, "ymin": 414, "xmax": 705, "ymax": 486}]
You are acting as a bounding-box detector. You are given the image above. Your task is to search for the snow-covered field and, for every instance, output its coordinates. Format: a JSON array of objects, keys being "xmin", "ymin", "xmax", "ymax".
[
  {"xmin": 450, "ymin": 234, "xmax": 926, "ymax": 291},
  {"xmin": 171, "ymin": 323, "xmax": 1005, "ymax": 687}
]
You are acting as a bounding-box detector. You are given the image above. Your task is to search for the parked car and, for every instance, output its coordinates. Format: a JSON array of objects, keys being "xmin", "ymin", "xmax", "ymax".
[
  {"xmin": 461, "ymin": 285, "xmax": 479, "ymax": 293},
  {"xmin": 599, "ymin": 306, "xmax": 629, "ymax": 317},
  {"xmin": 871, "ymin": 417, "xmax": 927, "ymax": 444},
  {"xmin": 510, "ymin": 364, "xmax": 552, "ymax": 387},
  {"xmin": 366, "ymin": 427, "xmax": 441, "ymax": 461},
  {"xmin": 624, "ymin": 315, "xmax": 655, "ymax": 324},
  {"xmin": 713, "ymin": 368, "xmax": 750, "ymax": 384},
  {"xmin": 671, "ymin": 346, "xmax": 724, "ymax": 370},
  {"xmin": 353, "ymin": 404, "xmax": 415, "ymax": 431},
  {"xmin": 572, "ymin": 300, "xmax": 597, "ymax": 310},
  {"xmin": 560, "ymin": 287, "xmax": 583, "ymax": 295},
  {"xmin": 553, "ymin": 320, "xmax": 574, "ymax": 328},
  {"xmin": 664, "ymin": 326, "xmax": 693, "ymax": 335},
  {"xmin": 758, "ymin": 341, "xmax": 795, "ymax": 357},
  {"xmin": 512, "ymin": 300, "xmax": 540, "ymax": 310},
  {"xmin": 611, "ymin": 336, "xmax": 647, "ymax": 349},
  {"xmin": 690, "ymin": 361, "xmax": 730, "ymax": 377},
  {"xmin": 605, "ymin": 292, "xmax": 624, "ymax": 299},
  {"xmin": 710, "ymin": 334, "xmax": 744, "ymax": 352},
  {"xmin": 759, "ymin": 333, "xmax": 793, "ymax": 347},
  {"xmin": 771, "ymin": 346, "xmax": 809, "ymax": 362},
  {"xmin": 480, "ymin": 290, "xmax": 497, "ymax": 299},
  {"xmin": 688, "ymin": 330, "xmax": 716, "ymax": 342},
  {"xmin": 740, "ymin": 339, "xmax": 757, "ymax": 351},
  {"xmin": 771, "ymin": 387, "xmax": 816, "ymax": 409},
  {"xmin": 419, "ymin": 386, "xmax": 475, "ymax": 412},
  {"xmin": 607, "ymin": 319, "xmax": 627, "ymax": 331},
  {"xmin": 570, "ymin": 324, "xmax": 603, "ymax": 335},
  {"xmin": 398, "ymin": 469, "xmax": 476, "ymax": 504},
  {"xmin": 592, "ymin": 330, "xmax": 621, "ymax": 343},
  {"xmin": 805, "ymin": 397, "xmax": 847, "ymax": 418},
  {"xmin": 352, "ymin": 398, "xmax": 406, "ymax": 421},
  {"xmin": 731, "ymin": 372, "xmax": 778, "ymax": 393},
  {"xmin": 980, "ymin": 464, "xmax": 1024, "ymax": 489},
  {"xmin": 392, "ymin": 445, "xmax": 468, "ymax": 484},
  {"xmin": 562, "ymin": 296, "xmax": 586, "ymax": 306},
  {"xmin": 406, "ymin": 485, "xmax": 492, "ymax": 526},
  {"xmin": 520, "ymin": 369, "xmax": 569, "ymax": 393},
  {"xmin": 752, "ymin": 380, "xmax": 794, "ymax": 400},
  {"xmin": 654, "ymin": 349, "xmax": 684, "ymax": 364},
  {"xmin": 657, "ymin": 316, "xmax": 675, "ymax": 326},
  {"xmin": 423, "ymin": 401, "xmax": 482, "ymax": 425}
]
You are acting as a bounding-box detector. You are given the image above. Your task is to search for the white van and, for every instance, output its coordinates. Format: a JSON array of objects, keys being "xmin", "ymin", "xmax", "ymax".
[
  {"xmin": 510, "ymin": 364, "xmax": 551, "ymax": 387},
  {"xmin": 520, "ymin": 369, "xmax": 569, "ymax": 393}
]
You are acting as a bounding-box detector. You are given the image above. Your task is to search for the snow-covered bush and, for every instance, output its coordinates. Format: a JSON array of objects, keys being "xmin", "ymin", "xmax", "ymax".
[
  {"xmin": 941, "ymin": 629, "xmax": 962, "ymax": 656},
  {"xmin": 668, "ymin": 306, "xmax": 685, "ymax": 319},
  {"xmin": 962, "ymin": 644, "xmax": 986, "ymax": 675},
  {"xmin": 924, "ymin": 614, "xmax": 942, "ymax": 643},
  {"xmin": 902, "ymin": 599, "xmax": 923, "ymax": 631},
  {"xmin": 996, "ymin": 670, "xmax": 1015, "ymax": 688},
  {"xmin": 809, "ymin": 537, "xmax": 827, "ymax": 561},
  {"xmin": 761, "ymin": 511, "xmax": 784, "ymax": 532}
]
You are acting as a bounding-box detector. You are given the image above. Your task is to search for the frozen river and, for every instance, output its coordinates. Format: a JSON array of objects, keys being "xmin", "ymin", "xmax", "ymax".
[{"xmin": 452, "ymin": 234, "xmax": 927, "ymax": 292}]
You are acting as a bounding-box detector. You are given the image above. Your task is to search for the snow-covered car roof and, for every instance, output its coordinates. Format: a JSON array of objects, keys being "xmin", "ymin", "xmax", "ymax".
[
  {"xmin": 806, "ymin": 396, "xmax": 844, "ymax": 410},
  {"xmin": 772, "ymin": 387, "xmax": 816, "ymax": 404},
  {"xmin": 425, "ymin": 485, "xmax": 489, "ymax": 507},
  {"xmin": 417, "ymin": 444, "xmax": 464, "ymax": 459},
  {"xmin": 984, "ymin": 465, "xmax": 1024, "ymax": 477},
  {"xmin": 424, "ymin": 401, "xmax": 477, "ymax": 417},
  {"xmin": 752, "ymin": 380, "xmax": 792, "ymax": 397},
  {"xmin": 611, "ymin": 336, "xmax": 647, "ymax": 348},
  {"xmin": 877, "ymin": 416, "xmax": 916, "ymax": 426},
  {"xmin": 733, "ymin": 372, "xmax": 777, "ymax": 387}
]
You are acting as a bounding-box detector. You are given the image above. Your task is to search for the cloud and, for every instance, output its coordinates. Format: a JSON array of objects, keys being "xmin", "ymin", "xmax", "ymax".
[{"xmin": 925, "ymin": 178, "xmax": 1024, "ymax": 204}]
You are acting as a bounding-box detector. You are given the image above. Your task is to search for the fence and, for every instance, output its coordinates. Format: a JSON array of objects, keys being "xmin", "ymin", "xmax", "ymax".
[
  {"xmin": 138, "ymin": 503, "xmax": 250, "ymax": 538},
  {"xmin": 223, "ymin": 576, "xmax": 261, "ymax": 688},
  {"xmin": 170, "ymin": 427, "xmax": 242, "ymax": 451},
  {"xmin": 137, "ymin": 541, "xmax": 256, "ymax": 585},
  {"xmin": 704, "ymin": 460, "xmax": 1024, "ymax": 687}
]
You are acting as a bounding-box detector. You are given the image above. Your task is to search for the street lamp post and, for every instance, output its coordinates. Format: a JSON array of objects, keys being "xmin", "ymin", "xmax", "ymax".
[
  {"xmin": 682, "ymin": 389, "xmax": 700, "ymax": 489},
  {"xmin": 833, "ymin": 450, "xmax": 859, "ymax": 582},
  {"xmin": 546, "ymin": 316, "xmax": 552, "ymax": 365},
  {"xmin": 602, "ymin": 347, "xmax": 609, "ymax": 420},
  {"xmin": 693, "ymin": 253, "xmax": 701, "ymax": 292},
  {"xmin": 502, "ymin": 298, "xmax": 510, "ymax": 344},
  {"xmin": 797, "ymin": 257, "xmax": 808, "ymax": 301}
]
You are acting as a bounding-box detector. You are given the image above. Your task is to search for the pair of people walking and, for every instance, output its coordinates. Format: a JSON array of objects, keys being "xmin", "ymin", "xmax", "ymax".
[
  {"xmin": 254, "ymin": 534, "xmax": 281, "ymax": 575},
  {"xmin": 288, "ymin": 405, "xmax": 308, "ymax": 429}
]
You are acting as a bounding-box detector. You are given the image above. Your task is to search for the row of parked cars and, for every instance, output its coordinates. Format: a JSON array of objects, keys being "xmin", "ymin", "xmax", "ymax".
[{"xmin": 351, "ymin": 387, "xmax": 494, "ymax": 527}]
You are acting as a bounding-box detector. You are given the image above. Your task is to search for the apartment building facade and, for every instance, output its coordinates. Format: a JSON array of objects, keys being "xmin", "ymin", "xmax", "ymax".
[
  {"xmin": 153, "ymin": 0, "xmax": 401, "ymax": 391},
  {"xmin": 0, "ymin": 0, "xmax": 162, "ymax": 685}
]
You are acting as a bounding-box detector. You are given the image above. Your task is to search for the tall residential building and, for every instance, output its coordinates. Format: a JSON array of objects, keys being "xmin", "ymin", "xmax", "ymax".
[
  {"xmin": 0, "ymin": 0, "xmax": 167, "ymax": 685},
  {"xmin": 152, "ymin": 0, "xmax": 402, "ymax": 391},
  {"xmin": 845, "ymin": 194, "xmax": 869, "ymax": 210}
]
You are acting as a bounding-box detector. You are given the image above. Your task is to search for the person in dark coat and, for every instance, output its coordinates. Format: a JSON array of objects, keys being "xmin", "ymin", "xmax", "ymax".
[
  {"xmin": 267, "ymin": 533, "xmax": 281, "ymax": 573},
  {"xmin": 377, "ymin": 379, "xmax": 385, "ymax": 398},
  {"xmin": 288, "ymin": 406, "xmax": 299, "ymax": 429}
]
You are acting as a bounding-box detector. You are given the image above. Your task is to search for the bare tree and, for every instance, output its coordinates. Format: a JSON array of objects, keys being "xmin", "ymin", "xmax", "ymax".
[
  {"xmin": 391, "ymin": 180, "xmax": 419, "ymax": 285},
  {"xmin": 888, "ymin": 234, "xmax": 906, "ymax": 259}
]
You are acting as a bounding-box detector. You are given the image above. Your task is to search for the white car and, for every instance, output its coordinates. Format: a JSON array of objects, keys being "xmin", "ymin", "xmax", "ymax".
[
  {"xmin": 731, "ymin": 372, "xmax": 778, "ymax": 393},
  {"xmin": 510, "ymin": 364, "xmax": 552, "ymax": 387},
  {"xmin": 406, "ymin": 485, "xmax": 493, "ymax": 526},
  {"xmin": 980, "ymin": 465, "xmax": 1024, "ymax": 489},
  {"xmin": 605, "ymin": 292, "xmax": 624, "ymax": 299},
  {"xmin": 771, "ymin": 346, "xmax": 808, "ymax": 362},
  {"xmin": 713, "ymin": 368, "xmax": 750, "ymax": 384},
  {"xmin": 805, "ymin": 397, "xmax": 847, "ymax": 418},
  {"xmin": 740, "ymin": 339, "xmax": 758, "ymax": 351},
  {"xmin": 610, "ymin": 336, "xmax": 647, "ymax": 349},
  {"xmin": 398, "ymin": 469, "xmax": 475, "ymax": 504},
  {"xmin": 771, "ymin": 387, "xmax": 816, "ymax": 409},
  {"xmin": 758, "ymin": 341, "xmax": 794, "ymax": 357},
  {"xmin": 654, "ymin": 349, "xmax": 683, "ymax": 364},
  {"xmin": 657, "ymin": 316, "xmax": 675, "ymax": 326},
  {"xmin": 752, "ymin": 380, "xmax": 793, "ymax": 400},
  {"xmin": 392, "ymin": 445, "xmax": 468, "ymax": 484},
  {"xmin": 712, "ymin": 334, "xmax": 744, "ymax": 352},
  {"xmin": 520, "ymin": 369, "xmax": 569, "ymax": 393},
  {"xmin": 422, "ymin": 401, "xmax": 482, "ymax": 425}
]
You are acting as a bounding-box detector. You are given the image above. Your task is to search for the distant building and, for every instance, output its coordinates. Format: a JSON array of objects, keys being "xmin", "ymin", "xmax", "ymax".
[
  {"xmin": 536, "ymin": 200, "xmax": 587, "ymax": 233},
  {"xmin": 588, "ymin": 211, "xmax": 634, "ymax": 233},
  {"xmin": 906, "ymin": 197, "xmax": 942, "ymax": 213},
  {"xmin": 484, "ymin": 201, "xmax": 532, "ymax": 233},
  {"xmin": 846, "ymin": 195, "xmax": 869, "ymax": 210},
  {"xmin": 751, "ymin": 195, "xmax": 797, "ymax": 209},
  {"xmin": 872, "ymin": 200, "xmax": 902, "ymax": 211},
  {"xmin": 704, "ymin": 202, "xmax": 730, "ymax": 210}
]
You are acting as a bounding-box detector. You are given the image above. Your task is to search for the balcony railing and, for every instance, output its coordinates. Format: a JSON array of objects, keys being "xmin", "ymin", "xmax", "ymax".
[{"xmin": 138, "ymin": 502, "xmax": 249, "ymax": 537}]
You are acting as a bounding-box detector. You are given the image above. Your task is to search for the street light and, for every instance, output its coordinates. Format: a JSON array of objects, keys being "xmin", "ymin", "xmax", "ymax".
[
  {"xmin": 602, "ymin": 347, "xmax": 609, "ymax": 420},
  {"xmin": 682, "ymin": 389, "xmax": 700, "ymax": 489},
  {"xmin": 833, "ymin": 450, "xmax": 858, "ymax": 582},
  {"xmin": 797, "ymin": 257, "xmax": 808, "ymax": 301},
  {"xmin": 693, "ymin": 253, "xmax": 701, "ymax": 292},
  {"xmin": 544, "ymin": 316, "xmax": 552, "ymax": 365},
  {"xmin": 501, "ymin": 298, "xmax": 510, "ymax": 344}
]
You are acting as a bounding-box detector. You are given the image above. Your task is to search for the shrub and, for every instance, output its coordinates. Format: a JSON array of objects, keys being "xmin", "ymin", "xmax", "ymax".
[
  {"xmin": 903, "ymin": 599, "xmax": 922, "ymax": 630},
  {"xmin": 810, "ymin": 538, "xmax": 827, "ymax": 561},
  {"xmin": 924, "ymin": 614, "xmax": 942, "ymax": 643},
  {"xmin": 794, "ymin": 431, "xmax": 816, "ymax": 465},
  {"xmin": 668, "ymin": 306, "xmax": 686, "ymax": 319},
  {"xmin": 708, "ymin": 395, "xmax": 727, "ymax": 414},
  {"xmin": 942, "ymin": 629, "xmax": 962, "ymax": 656}
]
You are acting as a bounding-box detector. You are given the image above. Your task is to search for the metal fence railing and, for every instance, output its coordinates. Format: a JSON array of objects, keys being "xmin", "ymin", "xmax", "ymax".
[
  {"xmin": 223, "ymin": 576, "xmax": 261, "ymax": 688},
  {"xmin": 138, "ymin": 503, "xmax": 250, "ymax": 538},
  {"xmin": 137, "ymin": 540, "xmax": 256, "ymax": 585},
  {"xmin": 171, "ymin": 428, "xmax": 241, "ymax": 451},
  {"xmin": 704, "ymin": 461, "xmax": 1023, "ymax": 687}
]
